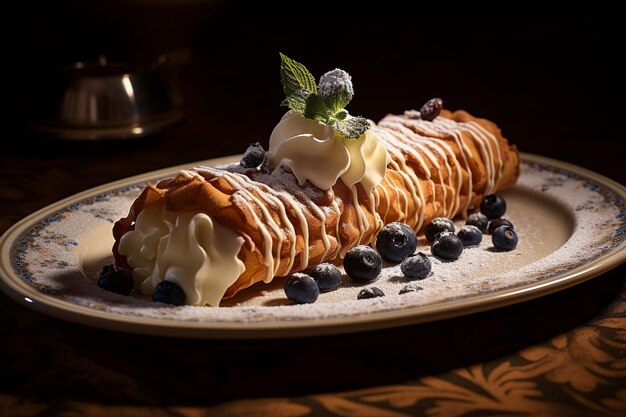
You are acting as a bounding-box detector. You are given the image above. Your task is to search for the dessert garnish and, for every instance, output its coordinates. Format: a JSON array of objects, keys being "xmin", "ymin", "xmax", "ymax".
[
  {"xmin": 465, "ymin": 212, "xmax": 489, "ymax": 232},
  {"xmin": 357, "ymin": 287, "xmax": 385, "ymax": 300},
  {"xmin": 376, "ymin": 222, "xmax": 418, "ymax": 263},
  {"xmin": 97, "ymin": 265, "xmax": 133, "ymax": 295},
  {"xmin": 268, "ymin": 54, "xmax": 389, "ymax": 193},
  {"xmin": 419, "ymin": 97, "xmax": 444, "ymax": 121},
  {"xmin": 492, "ymin": 226, "xmax": 518, "ymax": 251},
  {"xmin": 240, "ymin": 142, "xmax": 266, "ymax": 168},
  {"xmin": 487, "ymin": 218, "xmax": 514, "ymax": 234},
  {"xmin": 308, "ymin": 263, "xmax": 343, "ymax": 293},
  {"xmin": 431, "ymin": 232, "xmax": 464, "ymax": 260},
  {"xmin": 152, "ymin": 280, "xmax": 186, "ymax": 306},
  {"xmin": 400, "ymin": 252, "xmax": 432, "ymax": 280},
  {"xmin": 344, "ymin": 245, "xmax": 382, "ymax": 283},
  {"xmin": 424, "ymin": 218, "xmax": 456, "ymax": 243},
  {"xmin": 480, "ymin": 193, "xmax": 507, "ymax": 219},
  {"xmin": 280, "ymin": 195, "xmax": 520, "ymax": 305},
  {"xmin": 279, "ymin": 53, "xmax": 370, "ymax": 140},
  {"xmin": 457, "ymin": 225, "xmax": 483, "ymax": 246},
  {"xmin": 284, "ymin": 273, "xmax": 320, "ymax": 304}
]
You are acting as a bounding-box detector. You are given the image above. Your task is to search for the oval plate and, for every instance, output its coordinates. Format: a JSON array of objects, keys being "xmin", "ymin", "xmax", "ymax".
[{"xmin": 1, "ymin": 153, "xmax": 625, "ymax": 338}]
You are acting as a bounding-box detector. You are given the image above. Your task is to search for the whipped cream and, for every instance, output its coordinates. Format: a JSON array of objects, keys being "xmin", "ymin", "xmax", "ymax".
[
  {"xmin": 118, "ymin": 204, "xmax": 245, "ymax": 306},
  {"xmin": 267, "ymin": 111, "xmax": 389, "ymax": 193}
]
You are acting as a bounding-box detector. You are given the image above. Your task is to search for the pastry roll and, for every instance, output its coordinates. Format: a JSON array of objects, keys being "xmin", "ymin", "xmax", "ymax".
[{"xmin": 112, "ymin": 108, "xmax": 519, "ymax": 306}]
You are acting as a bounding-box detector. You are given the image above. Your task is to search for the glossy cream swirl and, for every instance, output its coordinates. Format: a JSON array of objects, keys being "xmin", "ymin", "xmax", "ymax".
[
  {"xmin": 118, "ymin": 203, "xmax": 245, "ymax": 306},
  {"xmin": 267, "ymin": 111, "xmax": 389, "ymax": 193}
]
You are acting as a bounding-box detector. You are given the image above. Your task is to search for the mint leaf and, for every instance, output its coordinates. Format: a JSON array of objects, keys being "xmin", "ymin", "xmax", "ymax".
[
  {"xmin": 282, "ymin": 90, "xmax": 331, "ymax": 123},
  {"xmin": 333, "ymin": 115, "xmax": 370, "ymax": 139},
  {"xmin": 281, "ymin": 89, "xmax": 309, "ymax": 114},
  {"xmin": 280, "ymin": 53, "xmax": 317, "ymax": 97},
  {"xmin": 303, "ymin": 94, "xmax": 330, "ymax": 122}
]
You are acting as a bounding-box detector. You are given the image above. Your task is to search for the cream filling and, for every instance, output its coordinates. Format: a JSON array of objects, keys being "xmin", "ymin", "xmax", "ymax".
[
  {"xmin": 267, "ymin": 111, "xmax": 389, "ymax": 193},
  {"xmin": 118, "ymin": 204, "xmax": 245, "ymax": 306}
]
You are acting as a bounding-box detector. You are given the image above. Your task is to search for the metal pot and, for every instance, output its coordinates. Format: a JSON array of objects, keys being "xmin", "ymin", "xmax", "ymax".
[{"xmin": 30, "ymin": 56, "xmax": 182, "ymax": 140}]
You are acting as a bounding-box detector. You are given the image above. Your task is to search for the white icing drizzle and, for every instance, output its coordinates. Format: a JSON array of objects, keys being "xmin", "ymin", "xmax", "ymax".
[
  {"xmin": 463, "ymin": 120, "xmax": 505, "ymax": 191},
  {"xmin": 370, "ymin": 188, "xmax": 384, "ymax": 236},
  {"xmin": 228, "ymin": 177, "xmax": 286, "ymax": 277},
  {"xmin": 380, "ymin": 118, "xmax": 459, "ymax": 218},
  {"xmin": 433, "ymin": 117, "xmax": 504, "ymax": 206},
  {"xmin": 350, "ymin": 184, "xmax": 369, "ymax": 246},
  {"xmin": 193, "ymin": 168, "xmax": 308, "ymax": 281},
  {"xmin": 330, "ymin": 199, "xmax": 342, "ymax": 257},
  {"xmin": 315, "ymin": 204, "xmax": 332, "ymax": 260},
  {"xmin": 378, "ymin": 113, "xmax": 505, "ymax": 218},
  {"xmin": 232, "ymin": 193, "xmax": 275, "ymax": 282},
  {"xmin": 374, "ymin": 127, "xmax": 426, "ymax": 229}
]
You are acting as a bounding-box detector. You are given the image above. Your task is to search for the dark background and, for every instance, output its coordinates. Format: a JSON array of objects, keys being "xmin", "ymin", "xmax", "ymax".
[{"xmin": 5, "ymin": 2, "xmax": 624, "ymax": 183}]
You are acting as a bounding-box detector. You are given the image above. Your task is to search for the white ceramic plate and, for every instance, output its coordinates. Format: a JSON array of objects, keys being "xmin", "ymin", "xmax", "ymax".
[{"xmin": 1, "ymin": 153, "xmax": 625, "ymax": 338}]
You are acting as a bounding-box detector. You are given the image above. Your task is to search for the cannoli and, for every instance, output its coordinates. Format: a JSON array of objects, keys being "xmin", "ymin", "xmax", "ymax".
[{"xmin": 111, "ymin": 56, "xmax": 519, "ymax": 306}]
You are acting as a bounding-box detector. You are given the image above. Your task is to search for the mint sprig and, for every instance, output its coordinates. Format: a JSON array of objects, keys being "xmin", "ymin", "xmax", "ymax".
[{"xmin": 279, "ymin": 53, "xmax": 370, "ymax": 139}]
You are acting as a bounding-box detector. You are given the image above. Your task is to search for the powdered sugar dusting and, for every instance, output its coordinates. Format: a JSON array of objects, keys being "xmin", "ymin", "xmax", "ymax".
[
  {"xmin": 459, "ymin": 225, "xmax": 480, "ymax": 234},
  {"xmin": 383, "ymin": 222, "xmax": 408, "ymax": 234},
  {"xmin": 6, "ymin": 158, "xmax": 626, "ymax": 328},
  {"xmin": 431, "ymin": 218, "xmax": 454, "ymax": 228}
]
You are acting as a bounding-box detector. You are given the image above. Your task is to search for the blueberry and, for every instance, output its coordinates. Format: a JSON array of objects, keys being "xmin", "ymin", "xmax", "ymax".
[
  {"xmin": 487, "ymin": 218, "xmax": 514, "ymax": 234},
  {"xmin": 152, "ymin": 280, "xmax": 186, "ymax": 305},
  {"xmin": 492, "ymin": 226, "xmax": 518, "ymax": 251},
  {"xmin": 344, "ymin": 245, "xmax": 382, "ymax": 283},
  {"xmin": 457, "ymin": 225, "xmax": 482, "ymax": 246},
  {"xmin": 308, "ymin": 263, "xmax": 343, "ymax": 293},
  {"xmin": 480, "ymin": 194, "xmax": 507, "ymax": 219},
  {"xmin": 424, "ymin": 217, "xmax": 455, "ymax": 242},
  {"xmin": 284, "ymin": 273, "xmax": 320, "ymax": 304},
  {"xmin": 431, "ymin": 233, "xmax": 463, "ymax": 260},
  {"xmin": 357, "ymin": 287, "xmax": 385, "ymax": 300},
  {"xmin": 376, "ymin": 222, "xmax": 418, "ymax": 263},
  {"xmin": 240, "ymin": 142, "xmax": 266, "ymax": 168},
  {"xmin": 400, "ymin": 252, "xmax": 432, "ymax": 280},
  {"xmin": 97, "ymin": 264, "xmax": 133, "ymax": 295},
  {"xmin": 420, "ymin": 98, "xmax": 444, "ymax": 121},
  {"xmin": 399, "ymin": 283, "xmax": 423, "ymax": 294},
  {"xmin": 465, "ymin": 212, "xmax": 489, "ymax": 232}
]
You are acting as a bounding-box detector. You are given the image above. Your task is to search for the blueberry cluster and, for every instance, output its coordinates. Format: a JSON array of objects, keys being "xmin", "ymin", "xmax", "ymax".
[
  {"xmin": 284, "ymin": 263, "xmax": 343, "ymax": 304},
  {"xmin": 284, "ymin": 221, "xmax": 432, "ymax": 303},
  {"xmin": 480, "ymin": 194, "xmax": 518, "ymax": 251},
  {"xmin": 424, "ymin": 194, "xmax": 518, "ymax": 261}
]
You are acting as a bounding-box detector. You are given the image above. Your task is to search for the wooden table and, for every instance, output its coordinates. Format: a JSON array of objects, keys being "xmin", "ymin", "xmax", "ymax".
[{"xmin": 3, "ymin": 6, "xmax": 625, "ymax": 416}]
